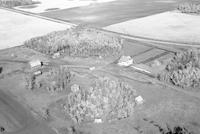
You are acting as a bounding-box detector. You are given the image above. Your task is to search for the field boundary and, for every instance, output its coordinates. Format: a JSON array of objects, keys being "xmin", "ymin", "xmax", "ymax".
[
  {"xmin": 0, "ymin": 7, "xmax": 76, "ymax": 26},
  {"xmin": 1, "ymin": 7, "xmax": 199, "ymax": 51}
]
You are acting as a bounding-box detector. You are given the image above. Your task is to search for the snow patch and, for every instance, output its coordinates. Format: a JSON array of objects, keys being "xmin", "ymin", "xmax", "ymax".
[{"xmin": 15, "ymin": 0, "xmax": 116, "ymax": 13}]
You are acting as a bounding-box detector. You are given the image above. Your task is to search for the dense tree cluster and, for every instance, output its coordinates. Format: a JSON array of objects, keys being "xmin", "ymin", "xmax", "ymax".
[
  {"xmin": 178, "ymin": 2, "xmax": 200, "ymax": 14},
  {"xmin": 25, "ymin": 66, "xmax": 72, "ymax": 92},
  {"xmin": 158, "ymin": 49, "xmax": 200, "ymax": 88},
  {"xmin": 65, "ymin": 77, "xmax": 137, "ymax": 123},
  {"xmin": 45, "ymin": 66, "xmax": 72, "ymax": 92},
  {"xmin": 24, "ymin": 26, "xmax": 123, "ymax": 58}
]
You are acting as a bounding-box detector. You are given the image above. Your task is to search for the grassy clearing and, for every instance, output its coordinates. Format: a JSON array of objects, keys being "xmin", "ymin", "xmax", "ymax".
[
  {"xmin": 177, "ymin": 2, "xmax": 200, "ymax": 14},
  {"xmin": 158, "ymin": 49, "xmax": 200, "ymax": 88},
  {"xmin": 0, "ymin": 0, "xmax": 38, "ymax": 8},
  {"xmin": 24, "ymin": 26, "xmax": 123, "ymax": 59}
]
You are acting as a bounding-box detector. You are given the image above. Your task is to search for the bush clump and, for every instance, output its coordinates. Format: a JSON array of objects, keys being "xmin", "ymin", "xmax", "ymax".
[
  {"xmin": 0, "ymin": 0, "xmax": 37, "ymax": 8},
  {"xmin": 24, "ymin": 26, "xmax": 123, "ymax": 58},
  {"xmin": 144, "ymin": 118, "xmax": 193, "ymax": 134},
  {"xmin": 64, "ymin": 77, "xmax": 137, "ymax": 124},
  {"xmin": 158, "ymin": 49, "xmax": 200, "ymax": 88},
  {"xmin": 25, "ymin": 73, "xmax": 36, "ymax": 90},
  {"xmin": 178, "ymin": 3, "xmax": 200, "ymax": 14},
  {"xmin": 161, "ymin": 126, "xmax": 193, "ymax": 134}
]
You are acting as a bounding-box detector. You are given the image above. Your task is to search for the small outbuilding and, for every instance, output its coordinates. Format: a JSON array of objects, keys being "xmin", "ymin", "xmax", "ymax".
[{"xmin": 29, "ymin": 59, "xmax": 42, "ymax": 68}]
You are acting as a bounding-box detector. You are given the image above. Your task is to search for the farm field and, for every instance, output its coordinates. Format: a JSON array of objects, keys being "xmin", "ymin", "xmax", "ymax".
[
  {"xmin": 105, "ymin": 11, "xmax": 200, "ymax": 45},
  {"xmin": 0, "ymin": 9, "xmax": 71, "ymax": 50},
  {"xmin": 40, "ymin": 0, "xmax": 199, "ymax": 27}
]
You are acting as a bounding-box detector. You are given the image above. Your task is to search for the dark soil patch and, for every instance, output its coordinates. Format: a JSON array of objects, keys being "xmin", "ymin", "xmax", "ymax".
[
  {"xmin": 0, "ymin": 0, "xmax": 39, "ymax": 8},
  {"xmin": 45, "ymin": 8, "xmax": 60, "ymax": 11}
]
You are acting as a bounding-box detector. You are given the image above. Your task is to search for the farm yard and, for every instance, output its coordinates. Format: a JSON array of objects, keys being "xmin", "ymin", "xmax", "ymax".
[{"xmin": 1, "ymin": 0, "xmax": 200, "ymax": 134}]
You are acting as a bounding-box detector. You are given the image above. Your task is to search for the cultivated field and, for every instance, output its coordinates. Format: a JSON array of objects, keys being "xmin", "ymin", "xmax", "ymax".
[
  {"xmin": 0, "ymin": 9, "xmax": 71, "ymax": 50},
  {"xmin": 105, "ymin": 11, "xmax": 200, "ymax": 44}
]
